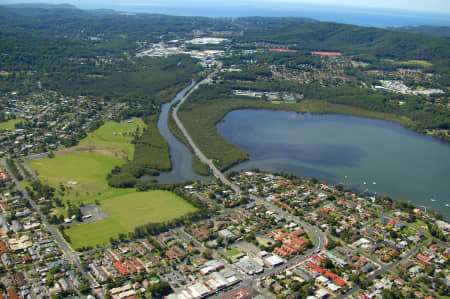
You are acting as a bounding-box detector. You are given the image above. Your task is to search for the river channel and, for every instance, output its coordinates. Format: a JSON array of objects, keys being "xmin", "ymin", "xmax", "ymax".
[
  {"xmin": 217, "ymin": 109, "xmax": 450, "ymax": 220},
  {"xmin": 148, "ymin": 81, "xmax": 209, "ymax": 183}
]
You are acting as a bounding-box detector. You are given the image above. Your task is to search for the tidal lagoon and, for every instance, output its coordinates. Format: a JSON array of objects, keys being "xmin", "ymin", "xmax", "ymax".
[{"xmin": 217, "ymin": 109, "xmax": 450, "ymax": 219}]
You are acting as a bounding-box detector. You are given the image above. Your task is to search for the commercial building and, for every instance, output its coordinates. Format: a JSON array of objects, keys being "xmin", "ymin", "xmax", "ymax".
[{"xmin": 264, "ymin": 255, "xmax": 285, "ymax": 267}]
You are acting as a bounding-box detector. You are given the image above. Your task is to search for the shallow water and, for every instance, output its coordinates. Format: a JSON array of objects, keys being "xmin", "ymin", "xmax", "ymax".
[
  {"xmin": 144, "ymin": 81, "xmax": 209, "ymax": 183},
  {"xmin": 217, "ymin": 109, "xmax": 450, "ymax": 219}
]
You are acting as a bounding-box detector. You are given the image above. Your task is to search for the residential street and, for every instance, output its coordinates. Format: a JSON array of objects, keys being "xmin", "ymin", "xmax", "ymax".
[
  {"xmin": 335, "ymin": 239, "xmax": 428, "ymax": 298},
  {"xmin": 172, "ymin": 65, "xmax": 329, "ymax": 298},
  {"xmin": 1, "ymin": 159, "xmax": 98, "ymax": 289}
]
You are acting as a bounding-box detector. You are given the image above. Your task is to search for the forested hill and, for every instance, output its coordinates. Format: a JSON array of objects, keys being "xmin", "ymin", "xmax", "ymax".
[
  {"xmin": 238, "ymin": 20, "xmax": 450, "ymax": 64},
  {"xmin": 1, "ymin": 4, "xmax": 449, "ymax": 64},
  {"xmin": 235, "ymin": 18, "xmax": 449, "ymax": 86},
  {"xmin": 0, "ymin": 4, "xmax": 449, "ymax": 91},
  {"xmin": 0, "ymin": 4, "xmax": 213, "ymax": 98},
  {"xmin": 0, "ymin": 5, "xmax": 224, "ymax": 39},
  {"xmin": 389, "ymin": 25, "xmax": 450, "ymax": 37}
]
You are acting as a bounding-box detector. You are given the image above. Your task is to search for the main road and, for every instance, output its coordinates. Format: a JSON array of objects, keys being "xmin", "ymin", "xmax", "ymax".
[
  {"xmin": 173, "ymin": 71, "xmax": 429, "ymax": 298},
  {"xmin": 1, "ymin": 159, "xmax": 98, "ymax": 290},
  {"xmin": 172, "ymin": 66, "xmax": 327, "ymax": 295},
  {"xmin": 172, "ymin": 66, "xmax": 325, "ymax": 254},
  {"xmin": 172, "ymin": 63, "xmax": 240, "ymax": 195}
]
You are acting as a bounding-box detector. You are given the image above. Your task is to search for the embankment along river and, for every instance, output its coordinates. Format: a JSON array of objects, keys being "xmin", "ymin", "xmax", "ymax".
[{"xmin": 145, "ymin": 81, "xmax": 208, "ymax": 183}]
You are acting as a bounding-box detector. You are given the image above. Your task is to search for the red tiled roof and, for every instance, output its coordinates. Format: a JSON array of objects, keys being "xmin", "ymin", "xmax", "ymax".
[
  {"xmin": 292, "ymin": 237, "xmax": 306, "ymax": 248},
  {"xmin": 334, "ymin": 277, "xmax": 347, "ymax": 287},
  {"xmin": 312, "ymin": 254, "xmax": 323, "ymax": 263},
  {"xmin": 200, "ymin": 227, "xmax": 210, "ymax": 235},
  {"xmin": 291, "ymin": 229, "xmax": 306, "ymax": 237},
  {"xmin": 0, "ymin": 203, "xmax": 8, "ymax": 212},
  {"xmin": 130, "ymin": 257, "xmax": 145, "ymax": 271},
  {"xmin": 359, "ymin": 292, "xmax": 369, "ymax": 299},
  {"xmin": 274, "ymin": 247, "xmax": 289, "ymax": 256},
  {"xmin": 325, "ymin": 271, "xmax": 337, "ymax": 279},
  {"xmin": 325, "ymin": 271, "xmax": 346, "ymax": 286},
  {"xmin": 273, "ymin": 199, "xmax": 292, "ymax": 211},
  {"xmin": 124, "ymin": 260, "xmax": 137, "ymax": 274},
  {"xmin": 7, "ymin": 290, "xmax": 19, "ymax": 299},
  {"xmin": 306, "ymin": 261, "xmax": 324, "ymax": 274},
  {"xmin": 430, "ymin": 245, "xmax": 439, "ymax": 252},
  {"xmin": 0, "ymin": 241, "xmax": 8, "ymax": 253},
  {"xmin": 417, "ymin": 254, "xmax": 430, "ymax": 262},
  {"xmin": 394, "ymin": 278, "xmax": 404, "ymax": 286},
  {"xmin": 113, "ymin": 261, "xmax": 129, "ymax": 275},
  {"xmin": 415, "ymin": 257, "xmax": 433, "ymax": 267}
]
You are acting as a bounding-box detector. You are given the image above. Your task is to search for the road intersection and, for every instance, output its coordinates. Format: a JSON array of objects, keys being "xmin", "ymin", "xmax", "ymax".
[
  {"xmin": 172, "ymin": 69, "xmax": 329, "ymax": 296},
  {"xmin": 172, "ymin": 66, "xmax": 432, "ymax": 298},
  {"xmin": 2, "ymin": 159, "xmax": 98, "ymax": 290}
]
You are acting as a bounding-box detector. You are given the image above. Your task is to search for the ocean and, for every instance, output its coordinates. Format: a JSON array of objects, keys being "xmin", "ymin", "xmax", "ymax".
[{"xmin": 74, "ymin": 1, "xmax": 450, "ymax": 28}]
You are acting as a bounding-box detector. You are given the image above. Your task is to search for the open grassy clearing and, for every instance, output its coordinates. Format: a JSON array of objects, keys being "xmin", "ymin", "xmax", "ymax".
[
  {"xmin": 400, "ymin": 60, "xmax": 433, "ymax": 68},
  {"xmin": 66, "ymin": 190, "xmax": 197, "ymax": 249},
  {"xmin": 0, "ymin": 118, "xmax": 22, "ymax": 130},
  {"xmin": 27, "ymin": 120, "xmax": 198, "ymax": 250},
  {"xmin": 382, "ymin": 59, "xmax": 433, "ymax": 68},
  {"xmin": 27, "ymin": 119, "xmax": 148, "ymax": 204},
  {"xmin": 28, "ymin": 151, "xmax": 123, "ymax": 203},
  {"xmin": 68, "ymin": 218, "xmax": 123, "ymax": 249},
  {"xmin": 101, "ymin": 190, "xmax": 197, "ymax": 231},
  {"xmin": 408, "ymin": 220, "xmax": 430, "ymax": 235},
  {"xmin": 225, "ymin": 247, "xmax": 241, "ymax": 257},
  {"xmin": 404, "ymin": 60, "xmax": 433, "ymax": 67},
  {"xmin": 178, "ymin": 97, "xmax": 410, "ymax": 171},
  {"xmin": 79, "ymin": 118, "xmax": 146, "ymax": 159}
]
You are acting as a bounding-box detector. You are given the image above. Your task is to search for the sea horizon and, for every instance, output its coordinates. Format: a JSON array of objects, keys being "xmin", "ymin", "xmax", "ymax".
[{"xmin": 66, "ymin": 2, "xmax": 450, "ymax": 28}]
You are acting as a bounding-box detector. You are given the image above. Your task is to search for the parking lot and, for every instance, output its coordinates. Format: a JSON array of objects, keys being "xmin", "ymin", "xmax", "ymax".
[
  {"xmin": 80, "ymin": 204, "xmax": 107, "ymax": 223},
  {"xmin": 234, "ymin": 241, "xmax": 262, "ymax": 259}
]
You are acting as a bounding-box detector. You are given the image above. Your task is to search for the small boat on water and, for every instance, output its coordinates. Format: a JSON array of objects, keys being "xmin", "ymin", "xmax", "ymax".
[
  {"xmin": 363, "ymin": 182, "xmax": 367, "ymax": 185},
  {"xmin": 430, "ymin": 198, "xmax": 436, "ymax": 202},
  {"xmin": 372, "ymin": 181, "xmax": 376, "ymax": 185},
  {"xmin": 446, "ymin": 203, "xmax": 449, "ymax": 207}
]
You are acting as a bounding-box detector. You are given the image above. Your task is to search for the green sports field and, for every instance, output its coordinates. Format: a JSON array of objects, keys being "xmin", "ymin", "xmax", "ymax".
[
  {"xmin": 66, "ymin": 190, "xmax": 197, "ymax": 249},
  {"xmin": 27, "ymin": 119, "xmax": 146, "ymax": 203},
  {"xmin": 0, "ymin": 118, "xmax": 22, "ymax": 130},
  {"xmin": 79, "ymin": 118, "xmax": 145, "ymax": 159},
  {"xmin": 28, "ymin": 151, "xmax": 123, "ymax": 203},
  {"xmin": 27, "ymin": 120, "xmax": 197, "ymax": 250}
]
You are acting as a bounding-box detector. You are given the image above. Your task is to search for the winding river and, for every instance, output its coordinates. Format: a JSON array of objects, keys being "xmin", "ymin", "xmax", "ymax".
[
  {"xmin": 217, "ymin": 109, "xmax": 450, "ymax": 220},
  {"xmin": 150, "ymin": 81, "xmax": 209, "ymax": 183}
]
